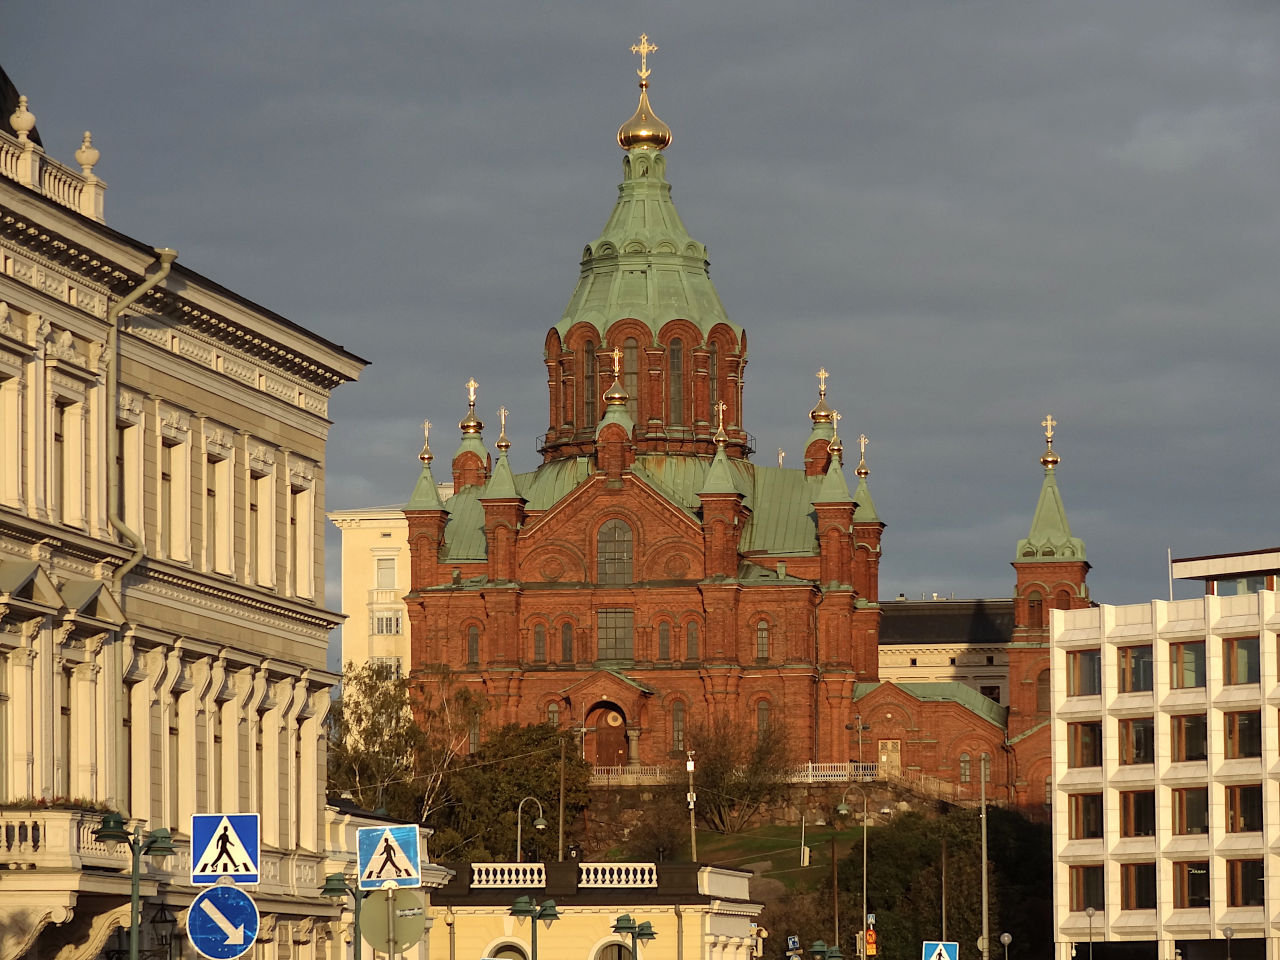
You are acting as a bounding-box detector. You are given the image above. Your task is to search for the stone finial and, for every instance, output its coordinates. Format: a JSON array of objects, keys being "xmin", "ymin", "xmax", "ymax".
[
  {"xmin": 9, "ymin": 96, "xmax": 35, "ymax": 143},
  {"xmin": 75, "ymin": 132, "xmax": 100, "ymax": 175}
]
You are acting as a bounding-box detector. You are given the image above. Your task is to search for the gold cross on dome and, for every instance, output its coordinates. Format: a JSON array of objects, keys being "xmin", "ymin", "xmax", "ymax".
[
  {"xmin": 422, "ymin": 419, "xmax": 431, "ymax": 441},
  {"xmin": 858, "ymin": 433, "xmax": 869, "ymax": 458},
  {"xmin": 715, "ymin": 400, "xmax": 727, "ymax": 431},
  {"xmin": 833, "ymin": 411, "xmax": 842, "ymax": 431},
  {"xmin": 630, "ymin": 34, "xmax": 658, "ymax": 80},
  {"xmin": 611, "ymin": 346, "xmax": 622, "ymax": 378},
  {"xmin": 466, "ymin": 378, "xmax": 478, "ymax": 404},
  {"xmin": 498, "ymin": 406, "xmax": 508, "ymax": 430},
  {"xmin": 816, "ymin": 367, "xmax": 829, "ymax": 395},
  {"xmin": 1042, "ymin": 414, "xmax": 1057, "ymax": 442}
]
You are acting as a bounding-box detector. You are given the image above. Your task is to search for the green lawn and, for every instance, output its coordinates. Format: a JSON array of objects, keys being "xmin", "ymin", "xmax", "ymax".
[{"xmin": 696, "ymin": 824, "xmax": 863, "ymax": 891}]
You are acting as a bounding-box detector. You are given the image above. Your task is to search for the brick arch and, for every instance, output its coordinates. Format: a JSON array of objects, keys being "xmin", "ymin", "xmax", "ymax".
[
  {"xmin": 643, "ymin": 536, "xmax": 700, "ymax": 581},
  {"xmin": 518, "ymin": 541, "xmax": 587, "ymax": 584},
  {"xmin": 603, "ymin": 319, "xmax": 655, "ymax": 349}
]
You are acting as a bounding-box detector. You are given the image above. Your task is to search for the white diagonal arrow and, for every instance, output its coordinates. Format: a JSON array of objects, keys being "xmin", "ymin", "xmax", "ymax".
[{"xmin": 200, "ymin": 898, "xmax": 246, "ymax": 945}]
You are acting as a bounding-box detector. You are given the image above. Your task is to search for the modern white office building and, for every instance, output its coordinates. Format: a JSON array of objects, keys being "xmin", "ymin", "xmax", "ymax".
[{"xmin": 1051, "ymin": 549, "xmax": 1279, "ymax": 960}]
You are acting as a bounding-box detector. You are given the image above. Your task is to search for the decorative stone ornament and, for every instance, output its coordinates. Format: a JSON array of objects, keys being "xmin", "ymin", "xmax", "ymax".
[
  {"xmin": 74, "ymin": 132, "xmax": 100, "ymax": 176},
  {"xmin": 9, "ymin": 96, "xmax": 36, "ymax": 142}
]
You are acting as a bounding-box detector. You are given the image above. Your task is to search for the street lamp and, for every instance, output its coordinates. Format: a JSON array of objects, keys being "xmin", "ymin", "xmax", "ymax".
[
  {"xmin": 93, "ymin": 812, "xmax": 176, "ymax": 960},
  {"xmin": 510, "ymin": 895, "xmax": 559, "ymax": 960},
  {"xmin": 1085, "ymin": 906, "xmax": 1096, "ymax": 960},
  {"xmin": 321, "ymin": 872, "xmax": 365, "ymax": 960},
  {"xmin": 1000, "ymin": 932, "xmax": 1012, "ymax": 960},
  {"xmin": 613, "ymin": 914, "xmax": 658, "ymax": 958},
  {"xmin": 845, "ymin": 716, "xmax": 871, "ymax": 771},
  {"xmin": 810, "ymin": 940, "xmax": 845, "ymax": 959},
  {"xmin": 686, "ymin": 750, "xmax": 698, "ymax": 862},
  {"xmin": 151, "ymin": 904, "xmax": 176, "ymax": 960},
  {"xmin": 516, "ymin": 796, "xmax": 548, "ymax": 863},
  {"xmin": 1224, "ymin": 926, "xmax": 1234, "ymax": 960},
  {"xmin": 836, "ymin": 786, "xmax": 869, "ymax": 960}
]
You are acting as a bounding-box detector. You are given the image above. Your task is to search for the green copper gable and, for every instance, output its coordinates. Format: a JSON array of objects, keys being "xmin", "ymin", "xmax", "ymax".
[
  {"xmin": 1016, "ymin": 468, "xmax": 1086, "ymax": 562},
  {"xmin": 812, "ymin": 456, "xmax": 853, "ymax": 505},
  {"xmin": 852, "ymin": 475, "xmax": 880, "ymax": 522},
  {"xmin": 698, "ymin": 444, "xmax": 743, "ymax": 497},
  {"xmin": 406, "ymin": 461, "xmax": 444, "ymax": 510},
  {"xmin": 482, "ymin": 452, "xmax": 522, "ymax": 501},
  {"xmin": 555, "ymin": 147, "xmax": 741, "ymax": 342}
]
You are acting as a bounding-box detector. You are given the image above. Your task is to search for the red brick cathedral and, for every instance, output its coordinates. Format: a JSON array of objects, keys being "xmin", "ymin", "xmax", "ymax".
[{"xmin": 403, "ymin": 47, "xmax": 1088, "ymax": 807}]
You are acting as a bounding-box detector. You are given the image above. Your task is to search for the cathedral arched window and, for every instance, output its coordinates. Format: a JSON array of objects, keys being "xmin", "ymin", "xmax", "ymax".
[
  {"xmin": 668, "ymin": 338, "xmax": 684, "ymax": 425},
  {"xmin": 708, "ymin": 341, "xmax": 719, "ymax": 410},
  {"xmin": 597, "ymin": 519, "xmax": 633, "ymax": 585},
  {"xmin": 624, "ymin": 337, "xmax": 639, "ymax": 420},
  {"xmin": 466, "ymin": 625, "xmax": 479, "ymax": 664},
  {"xmin": 584, "ymin": 341, "xmax": 597, "ymax": 426},
  {"xmin": 1036, "ymin": 669, "xmax": 1051, "ymax": 714},
  {"xmin": 533, "ymin": 624, "xmax": 546, "ymax": 663},
  {"xmin": 685, "ymin": 621, "xmax": 699, "ymax": 660},
  {"xmin": 658, "ymin": 622, "xmax": 671, "ymax": 660},
  {"xmin": 672, "ymin": 701, "xmax": 685, "ymax": 752},
  {"xmin": 959, "ymin": 752, "xmax": 971, "ymax": 783},
  {"xmin": 756, "ymin": 620, "xmax": 770, "ymax": 660},
  {"xmin": 1026, "ymin": 591, "xmax": 1044, "ymax": 630},
  {"xmin": 561, "ymin": 622, "xmax": 574, "ymax": 663},
  {"xmin": 547, "ymin": 701, "xmax": 560, "ymax": 725},
  {"xmin": 756, "ymin": 700, "xmax": 770, "ymax": 737},
  {"xmin": 1054, "ymin": 588, "xmax": 1073, "ymax": 610}
]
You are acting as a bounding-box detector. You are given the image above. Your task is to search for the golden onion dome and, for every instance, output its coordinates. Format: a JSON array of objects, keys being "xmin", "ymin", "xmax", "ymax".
[{"xmin": 618, "ymin": 82, "xmax": 672, "ymax": 151}]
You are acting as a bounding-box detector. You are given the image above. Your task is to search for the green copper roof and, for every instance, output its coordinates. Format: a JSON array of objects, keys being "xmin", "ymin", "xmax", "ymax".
[
  {"xmin": 406, "ymin": 461, "xmax": 444, "ymax": 510},
  {"xmin": 852, "ymin": 475, "xmax": 879, "ymax": 522},
  {"xmin": 812, "ymin": 456, "xmax": 853, "ymax": 504},
  {"xmin": 852, "ymin": 681, "xmax": 1008, "ymax": 729},
  {"xmin": 698, "ymin": 444, "xmax": 742, "ymax": 496},
  {"xmin": 1016, "ymin": 467, "xmax": 1086, "ymax": 562},
  {"xmin": 595, "ymin": 402, "xmax": 636, "ymax": 439},
  {"xmin": 555, "ymin": 147, "xmax": 741, "ymax": 343},
  {"xmin": 482, "ymin": 453, "xmax": 521, "ymax": 501},
  {"xmin": 452, "ymin": 433, "xmax": 489, "ymax": 465}
]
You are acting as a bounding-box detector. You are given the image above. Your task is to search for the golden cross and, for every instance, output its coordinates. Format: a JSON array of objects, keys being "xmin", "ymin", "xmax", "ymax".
[
  {"xmin": 422, "ymin": 419, "xmax": 431, "ymax": 442},
  {"xmin": 833, "ymin": 411, "xmax": 842, "ymax": 432},
  {"xmin": 777, "ymin": 448, "xmax": 785, "ymax": 468},
  {"xmin": 630, "ymin": 33, "xmax": 658, "ymax": 80},
  {"xmin": 611, "ymin": 346, "xmax": 622, "ymax": 378},
  {"xmin": 858, "ymin": 433, "xmax": 869, "ymax": 458},
  {"xmin": 499, "ymin": 406, "xmax": 508, "ymax": 431},
  {"xmin": 715, "ymin": 400, "xmax": 727, "ymax": 432},
  {"xmin": 1042, "ymin": 414, "xmax": 1056, "ymax": 442},
  {"xmin": 816, "ymin": 367, "xmax": 829, "ymax": 395},
  {"xmin": 466, "ymin": 378, "xmax": 478, "ymax": 404}
]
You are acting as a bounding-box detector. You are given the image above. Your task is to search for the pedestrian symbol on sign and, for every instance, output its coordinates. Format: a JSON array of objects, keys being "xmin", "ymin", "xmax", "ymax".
[{"xmin": 356, "ymin": 824, "xmax": 422, "ymax": 890}]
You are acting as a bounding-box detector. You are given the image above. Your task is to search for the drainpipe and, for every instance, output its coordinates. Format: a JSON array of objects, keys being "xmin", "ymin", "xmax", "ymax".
[{"xmin": 106, "ymin": 248, "xmax": 177, "ymax": 600}]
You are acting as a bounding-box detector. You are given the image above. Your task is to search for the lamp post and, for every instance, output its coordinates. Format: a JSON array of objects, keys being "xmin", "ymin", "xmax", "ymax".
[
  {"xmin": 151, "ymin": 904, "xmax": 176, "ymax": 960},
  {"xmin": 1000, "ymin": 932, "xmax": 1012, "ymax": 960},
  {"xmin": 516, "ymin": 796, "xmax": 548, "ymax": 863},
  {"xmin": 510, "ymin": 895, "xmax": 559, "ymax": 960},
  {"xmin": 1085, "ymin": 906, "xmax": 1095, "ymax": 960},
  {"xmin": 836, "ymin": 786, "xmax": 869, "ymax": 960},
  {"xmin": 321, "ymin": 873, "xmax": 365, "ymax": 960},
  {"xmin": 810, "ymin": 940, "xmax": 845, "ymax": 960},
  {"xmin": 686, "ymin": 750, "xmax": 698, "ymax": 862},
  {"xmin": 613, "ymin": 914, "xmax": 658, "ymax": 958},
  {"xmin": 93, "ymin": 812, "xmax": 176, "ymax": 960},
  {"xmin": 1224, "ymin": 926, "xmax": 1234, "ymax": 960},
  {"xmin": 845, "ymin": 716, "xmax": 871, "ymax": 771}
]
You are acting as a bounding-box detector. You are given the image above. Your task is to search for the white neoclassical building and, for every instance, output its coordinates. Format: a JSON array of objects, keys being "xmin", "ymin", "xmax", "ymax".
[
  {"xmin": 0, "ymin": 70, "xmax": 370, "ymax": 959},
  {"xmin": 1051, "ymin": 548, "xmax": 1279, "ymax": 960}
]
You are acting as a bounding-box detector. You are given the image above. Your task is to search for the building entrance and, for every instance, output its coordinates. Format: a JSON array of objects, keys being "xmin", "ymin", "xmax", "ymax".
[{"xmin": 586, "ymin": 704, "xmax": 628, "ymax": 766}]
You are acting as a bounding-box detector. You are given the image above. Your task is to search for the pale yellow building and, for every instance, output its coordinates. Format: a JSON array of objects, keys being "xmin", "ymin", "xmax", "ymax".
[{"xmin": 0, "ymin": 74, "xmax": 367, "ymax": 958}]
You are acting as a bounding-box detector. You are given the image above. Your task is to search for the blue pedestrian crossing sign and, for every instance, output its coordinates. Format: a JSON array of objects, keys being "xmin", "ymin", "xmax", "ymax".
[
  {"xmin": 188, "ymin": 886, "xmax": 259, "ymax": 960},
  {"xmin": 357, "ymin": 824, "xmax": 421, "ymax": 890},
  {"xmin": 923, "ymin": 941, "xmax": 959, "ymax": 960},
  {"xmin": 191, "ymin": 814, "xmax": 260, "ymax": 885}
]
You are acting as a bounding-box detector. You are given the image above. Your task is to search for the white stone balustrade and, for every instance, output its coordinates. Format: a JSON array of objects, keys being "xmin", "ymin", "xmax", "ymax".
[
  {"xmin": 471, "ymin": 862, "xmax": 546, "ymax": 888},
  {"xmin": 578, "ymin": 862, "xmax": 658, "ymax": 887}
]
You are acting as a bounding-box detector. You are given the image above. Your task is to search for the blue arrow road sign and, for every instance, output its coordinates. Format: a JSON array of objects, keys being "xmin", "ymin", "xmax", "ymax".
[
  {"xmin": 357, "ymin": 824, "xmax": 421, "ymax": 890},
  {"xmin": 188, "ymin": 886, "xmax": 259, "ymax": 960},
  {"xmin": 923, "ymin": 941, "xmax": 960, "ymax": 960},
  {"xmin": 191, "ymin": 813, "xmax": 260, "ymax": 885}
]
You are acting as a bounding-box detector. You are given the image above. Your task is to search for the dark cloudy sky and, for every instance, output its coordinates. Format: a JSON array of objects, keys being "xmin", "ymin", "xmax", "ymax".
[{"xmin": 8, "ymin": 2, "xmax": 1279, "ymax": 626}]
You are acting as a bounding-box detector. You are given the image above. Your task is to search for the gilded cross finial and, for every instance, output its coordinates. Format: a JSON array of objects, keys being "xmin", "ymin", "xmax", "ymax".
[
  {"xmin": 419, "ymin": 419, "xmax": 432, "ymax": 463},
  {"xmin": 858, "ymin": 433, "xmax": 868, "ymax": 458},
  {"xmin": 715, "ymin": 400, "xmax": 727, "ymax": 432},
  {"xmin": 816, "ymin": 367, "xmax": 829, "ymax": 396},
  {"xmin": 777, "ymin": 448, "xmax": 785, "ymax": 468},
  {"xmin": 1040, "ymin": 414, "xmax": 1061, "ymax": 470},
  {"xmin": 611, "ymin": 346, "xmax": 622, "ymax": 378},
  {"xmin": 1042, "ymin": 414, "xmax": 1056, "ymax": 443},
  {"xmin": 496, "ymin": 406, "xmax": 511, "ymax": 453},
  {"xmin": 630, "ymin": 34, "xmax": 658, "ymax": 80},
  {"xmin": 466, "ymin": 378, "xmax": 478, "ymax": 404},
  {"xmin": 499, "ymin": 406, "xmax": 508, "ymax": 431}
]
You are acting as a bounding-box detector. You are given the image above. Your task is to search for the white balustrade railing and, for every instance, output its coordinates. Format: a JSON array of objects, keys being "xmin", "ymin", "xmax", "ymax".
[
  {"xmin": 579, "ymin": 862, "xmax": 658, "ymax": 888},
  {"xmin": 590, "ymin": 764, "xmax": 668, "ymax": 785},
  {"xmin": 0, "ymin": 809, "xmax": 131, "ymax": 871},
  {"xmin": 471, "ymin": 862, "xmax": 546, "ymax": 888}
]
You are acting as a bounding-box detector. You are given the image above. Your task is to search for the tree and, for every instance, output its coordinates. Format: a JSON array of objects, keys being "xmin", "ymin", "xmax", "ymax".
[
  {"xmin": 327, "ymin": 662, "xmax": 485, "ymax": 823},
  {"xmin": 688, "ymin": 712, "xmax": 792, "ymax": 834},
  {"xmin": 433, "ymin": 722, "xmax": 591, "ymax": 862}
]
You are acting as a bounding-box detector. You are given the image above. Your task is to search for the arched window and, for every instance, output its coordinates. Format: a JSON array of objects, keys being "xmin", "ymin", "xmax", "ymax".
[
  {"xmin": 658, "ymin": 622, "xmax": 671, "ymax": 660},
  {"xmin": 561, "ymin": 622, "xmax": 574, "ymax": 663},
  {"xmin": 584, "ymin": 341, "xmax": 597, "ymax": 426},
  {"xmin": 672, "ymin": 701, "xmax": 685, "ymax": 751},
  {"xmin": 466, "ymin": 625, "xmax": 479, "ymax": 663},
  {"xmin": 959, "ymin": 753, "xmax": 971, "ymax": 783},
  {"xmin": 468, "ymin": 717, "xmax": 480, "ymax": 755},
  {"xmin": 685, "ymin": 621, "xmax": 699, "ymax": 660},
  {"xmin": 1036, "ymin": 669, "xmax": 1051, "ymax": 714},
  {"xmin": 623, "ymin": 337, "xmax": 639, "ymax": 420},
  {"xmin": 533, "ymin": 624, "xmax": 546, "ymax": 663},
  {"xmin": 547, "ymin": 702, "xmax": 560, "ymax": 725},
  {"xmin": 756, "ymin": 700, "xmax": 770, "ymax": 736},
  {"xmin": 597, "ymin": 519, "xmax": 633, "ymax": 584},
  {"xmin": 1054, "ymin": 588, "xmax": 1073, "ymax": 610},
  {"xmin": 756, "ymin": 621, "xmax": 770, "ymax": 660},
  {"xmin": 491, "ymin": 944, "xmax": 529, "ymax": 960},
  {"xmin": 1026, "ymin": 591, "xmax": 1044, "ymax": 630},
  {"xmin": 597, "ymin": 944, "xmax": 632, "ymax": 960},
  {"xmin": 708, "ymin": 341, "xmax": 719, "ymax": 409},
  {"xmin": 668, "ymin": 338, "xmax": 684, "ymax": 424}
]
